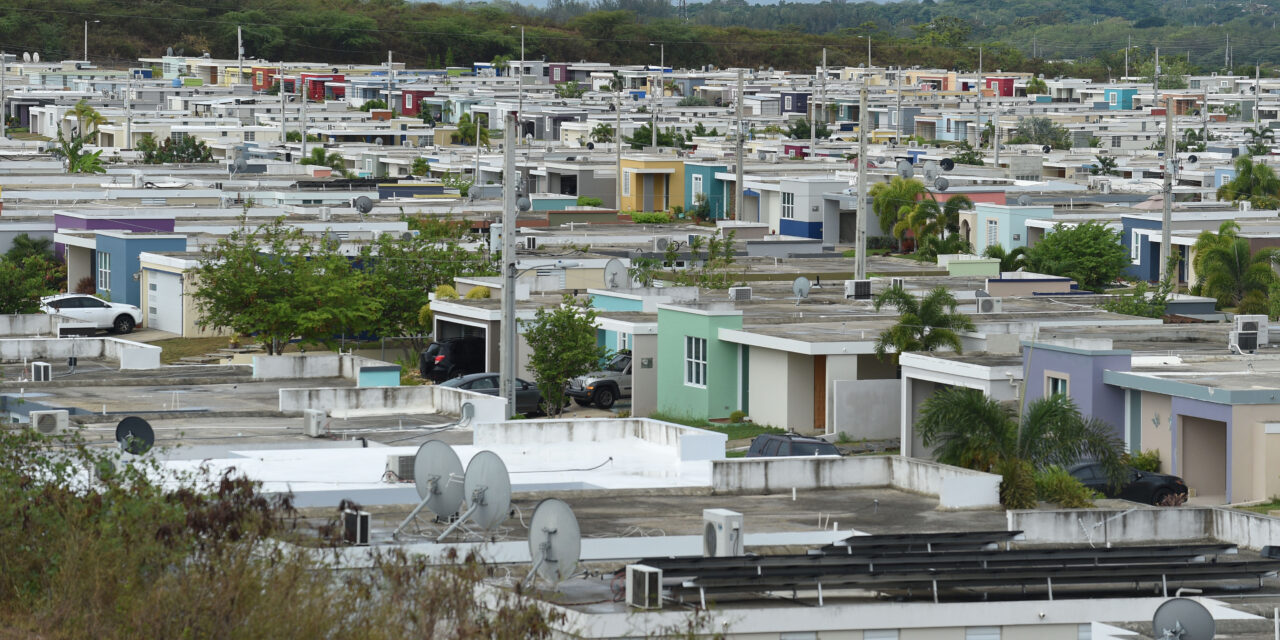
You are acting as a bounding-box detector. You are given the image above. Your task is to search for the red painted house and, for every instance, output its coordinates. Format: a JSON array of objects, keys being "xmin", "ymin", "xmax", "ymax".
[
  {"xmin": 985, "ymin": 77, "xmax": 1015, "ymax": 97},
  {"xmin": 300, "ymin": 73, "xmax": 344, "ymax": 101},
  {"xmin": 399, "ymin": 89, "xmax": 436, "ymax": 116},
  {"xmin": 250, "ymin": 67, "xmax": 294, "ymax": 93}
]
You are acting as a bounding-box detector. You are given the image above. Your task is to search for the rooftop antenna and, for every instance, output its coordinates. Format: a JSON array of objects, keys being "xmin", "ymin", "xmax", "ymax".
[
  {"xmin": 353, "ymin": 195, "xmax": 374, "ymax": 221},
  {"xmin": 1016, "ymin": 194, "xmax": 1032, "ymax": 206},
  {"xmin": 1152, "ymin": 599, "xmax": 1215, "ymax": 640},
  {"xmin": 934, "ymin": 176, "xmax": 951, "ymax": 192},
  {"xmin": 603, "ymin": 258, "xmax": 627, "ymax": 289},
  {"xmin": 923, "ymin": 160, "xmax": 940, "ymax": 182},
  {"xmin": 523, "ymin": 498, "xmax": 582, "ymax": 589},
  {"xmin": 115, "ymin": 416, "xmax": 155, "ymax": 456},
  {"xmin": 939, "ymin": 157, "xmax": 956, "ymax": 172},
  {"xmin": 392, "ymin": 440, "xmax": 465, "ymax": 539},
  {"xmin": 792, "ymin": 276, "xmax": 811, "ymax": 306},
  {"xmin": 895, "ymin": 159, "xmax": 914, "ymax": 180},
  {"xmin": 436, "ymin": 450, "xmax": 511, "ymax": 542}
]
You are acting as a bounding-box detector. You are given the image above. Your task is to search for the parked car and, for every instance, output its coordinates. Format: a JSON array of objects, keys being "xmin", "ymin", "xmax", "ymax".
[
  {"xmin": 418, "ymin": 336, "xmax": 485, "ymax": 383},
  {"xmin": 438, "ymin": 373, "xmax": 554, "ymax": 415},
  {"xmin": 39, "ymin": 293, "xmax": 142, "ymax": 334},
  {"xmin": 566, "ymin": 352, "xmax": 632, "ymax": 409},
  {"xmin": 1068, "ymin": 462, "xmax": 1188, "ymax": 505},
  {"xmin": 746, "ymin": 433, "xmax": 840, "ymax": 457}
]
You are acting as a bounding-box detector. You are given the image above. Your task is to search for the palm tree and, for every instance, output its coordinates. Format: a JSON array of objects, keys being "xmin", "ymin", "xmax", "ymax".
[
  {"xmin": 892, "ymin": 194, "xmax": 974, "ymax": 257},
  {"xmin": 1025, "ymin": 77, "xmax": 1049, "ymax": 95},
  {"xmin": 451, "ymin": 113, "xmax": 490, "ymax": 146},
  {"xmin": 301, "ymin": 147, "xmax": 346, "ymax": 175},
  {"xmin": 70, "ymin": 100, "xmax": 103, "ymax": 140},
  {"xmin": 872, "ymin": 284, "xmax": 976, "ymax": 358},
  {"xmin": 1216, "ymin": 155, "xmax": 1280, "ymax": 209},
  {"xmin": 868, "ymin": 176, "xmax": 929, "ymax": 242},
  {"xmin": 982, "ymin": 244, "xmax": 1027, "ymax": 272},
  {"xmin": 590, "ymin": 123, "xmax": 615, "ymax": 144},
  {"xmin": 914, "ymin": 386, "xmax": 1125, "ymax": 487},
  {"xmin": 6, "ymin": 234, "xmax": 53, "ymax": 262},
  {"xmin": 1192, "ymin": 220, "xmax": 1278, "ymax": 309},
  {"xmin": 1244, "ymin": 127, "xmax": 1274, "ymax": 155}
]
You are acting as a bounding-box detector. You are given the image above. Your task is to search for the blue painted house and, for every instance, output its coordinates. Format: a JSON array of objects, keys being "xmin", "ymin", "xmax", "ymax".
[
  {"xmin": 966, "ymin": 203, "xmax": 1051, "ymax": 254},
  {"xmin": 1104, "ymin": 88, "xmax": 1138, "ymax": 110},
  {"xmin": 684, "ymin": 162, "xmax": 729, "ymax": 219},
  {"xmin": 94, "ymin": 231, "xmax": 187, "ymax": 307}
]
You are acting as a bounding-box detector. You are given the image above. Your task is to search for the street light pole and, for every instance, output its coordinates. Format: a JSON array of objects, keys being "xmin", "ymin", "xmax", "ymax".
[
  {"xmin": 500, "ymin": 112, "xmax": 519, "ymax": 418},
  {"xmin": 84, "ymin": 20, "xmax": 99, "ymax": 62},
  {"xmin": 650, "ymin": 43, "xmax": 663, "ymax": 148},
  {"xmin": 510, "ymin": 26, "xmax": 525, "ymax": 142}
]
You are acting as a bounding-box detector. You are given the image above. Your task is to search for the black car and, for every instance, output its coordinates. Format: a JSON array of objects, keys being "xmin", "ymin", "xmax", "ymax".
[
  {"xmin": 438, "ymin": 373, "xmax": 552, "ymax": 415},
  {"xmin": 1068, "ymin": 462, "xmax": 1188, "ymax": 505},
  {"xmin": 746, "ymin": 433, "xmax": 841, "ymax": 457},
  {"xmin": 418, "ymin": 337, "xmax": 486, "ymax": 383}
]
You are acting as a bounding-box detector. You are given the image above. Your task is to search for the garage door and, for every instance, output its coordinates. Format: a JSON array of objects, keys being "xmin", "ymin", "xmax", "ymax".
[{"xmin": 146, "ymin": 271, "xmax": 183, "ymax": 334}]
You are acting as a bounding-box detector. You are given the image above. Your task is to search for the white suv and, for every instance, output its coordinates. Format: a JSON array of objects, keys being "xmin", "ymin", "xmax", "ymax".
[{"xmin": 39, "ymin": 294, "xmax": 143, "ymax": 334}]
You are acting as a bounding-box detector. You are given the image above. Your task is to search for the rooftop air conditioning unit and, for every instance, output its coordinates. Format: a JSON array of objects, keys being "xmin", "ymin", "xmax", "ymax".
[
  {"xmin": 728, "ymin": 286, "xmax": 752, "ymax": 301},
  {"xmin": 625, "ymin": 564, "xmax": 663, "ymax": 609},
  {"xmin": 703, "ymin": 508, "xmax": 744, "ymax": 557},
  {"xmin": 1231, "ymin": 330, "xmax": 1259, "ymax": 353},
  {"xmin": 1236, "ymin": 315, "xmax": 1269, "ymax": 345},
  {"xmin": 386, "ymin": 454, "xmax": 415, "ymax": 482},
  {"xmin": 342, "ymin": 509, "xmax": 371, "ymax": 546},
  {"xmin": 30, "ymin": 410, "xmax": 69, "ymax": 436},
  {"xmin": 845, "ymin": 279, "xmax": 872, "ymax": 300},
  {"xmin": 976, "ymin": 297, "xmax": 1004, "ymax": 314},
  {"xmin": 303, "ymin": 409, "xmax": 329, "ymax": 438},
  {"xmin": 32, "ymin": 361, "xmax": 51, "ymax": 382},
  {"xmin": 525, "ymin": 235, "xmax": 538, "ymax": 250},
  {"xmin": 890, "ymin": 277, "xmax": 906, "ymax": 290},
  {"xmin": 653, "ymin": 237, "xmax": 670, "ymax": 252}
]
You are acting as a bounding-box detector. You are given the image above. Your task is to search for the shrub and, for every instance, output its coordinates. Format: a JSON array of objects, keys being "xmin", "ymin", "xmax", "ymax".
[
  {"xmin": 1034, "ymin": 465, "xmax": 1098, "ymax": 508},
  {"xmin": 997, "ymin": 458, "xmax": 1037, "ymax": 509},
  {"xmin": 1123, "ymin": 448, "xmax": 1161, "ymax": 473},
  {"xmin": 576, "ymin": 196, "xmax": 603, "ymax": 207},
  {"xmin": 434, "ymin": 285, "xmax": 459, "ymax": 299},
  {"xmin": 631, "ymin": 211, "xmax": 673, "ymax": 224},
  {"xmin": 74, "ymin": 275, "xmax": 96, "ymax": 294},
  {"xmin": 464, "ymin": 286, "xmax": 491, "ymax": 299},
  {"xmin": 728, "ymin": 410, "xmax": 748, "ymax": 423}
]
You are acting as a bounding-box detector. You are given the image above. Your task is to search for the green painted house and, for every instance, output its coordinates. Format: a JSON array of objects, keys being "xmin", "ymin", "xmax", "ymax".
[{"xmin": 656, "ymin": 304, "xmax": 743, "ymax": 420}]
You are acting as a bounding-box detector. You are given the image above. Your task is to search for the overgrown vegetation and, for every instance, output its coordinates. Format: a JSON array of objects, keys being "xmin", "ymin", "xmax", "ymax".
[
  {"xmin": 522, "ymin": 295, "xmax": 606, "ymax": 417},
  {"xmin": 1025, "ymin": 221, "xmax": 1129, "ymax": 292}
]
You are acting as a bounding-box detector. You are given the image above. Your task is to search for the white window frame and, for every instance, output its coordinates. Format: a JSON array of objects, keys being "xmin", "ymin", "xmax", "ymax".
[
  {"xmin": 1130, "ymin": 229, "xmax": 1142, "ymax": 262},
  {"xmin": 622, "ymin": 169, "xmax": 631, "ymax": 197},
  {"xmin": 684, "ymin": 336, "xmax": 707, "ymax": 388},
  {"xmin": 986, "ymin": 218, "xmax": 999, "ymax": 248},
  {"xmin": 1046, "ymin": 370, "xmax": 1070, "ymax": 397},
  {"xmin": 97, "ymin": 252, "xmax": 111, "ymax": 292},
  {"xmin": 618, "ymin": 332, "xmax": 631, "ymax": 352},
  {"xmin": 1109, "ymin": 92, "xmax": 1118, "ymax": 106},
  {"xmin": 692, "ymin": 173, "xmax": 703, "ymax": 198},
  {"xmin": 781, "ymin": 192, "xmax": 795, "ymax": 219}
]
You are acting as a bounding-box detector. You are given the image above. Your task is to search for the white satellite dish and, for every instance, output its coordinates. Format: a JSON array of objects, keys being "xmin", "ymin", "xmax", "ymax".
[
  {"xmin": 22, "ymin": 52, "xmax": 31, "ymax": 63},
  {"xmin": 391, "ymin": 440, "xmax": 466, "ymax": 539},
  {"xmin": 896, "ymin": 159, "xmax": 914, "ymax": 179},
  {"xmin": 603, "ymin": 258, "xmax": 628, "ymax": 289},
  {"xmin": 934, "ymin": 177, "xmax": 950, "ymax": 192},
  {"xmin": 923, "ymin": 161, "xmax": 940, "ymax": 182},
  {"xmin": 792, "ymin": 276, "xmax": 811, "ymax": 305},
  {"xmin": 524, "ymin": 498, "xmax": 582, "ymax": 588},
  {"xmin": 32, "ymin": 52, "xmax": 38, "ymax": 63},
  {"xmin": 1016, "ymin": 194, "xmax": 1032, "ymax": 206},
  {"xmin": 436, "ymin": 450, "xmax": 512, "ymax": 542},
  {"xmin": 1152, "ymin": 598, "xmax": 1215, "ymax": 640}
]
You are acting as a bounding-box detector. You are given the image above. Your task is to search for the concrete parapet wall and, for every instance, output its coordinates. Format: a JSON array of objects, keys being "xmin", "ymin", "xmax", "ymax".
[
  {"xmin": 0, "ymin": 314, "xmax": 60, "ymax": 336},
  {"xmin": 278, "ymin": 383, "xmax": 506, "ymax": 420},
  {"xmin": 1008, "ymin": 506, "xmax": 1280, "ymax": 550},
  {"xmin": 473, "ymin": 418, "xmax": 727, "ymax": 461},
  {"xmin": 712, "ymin": 456, "xmax": 1001, "ymax": 510},
  {"xmin": 0, "ymin": 337, "xmax": 160, "ymax": 370},
  {"xmin": 253, "ymin": 354, "xmax": 402, "ymax": 381}
]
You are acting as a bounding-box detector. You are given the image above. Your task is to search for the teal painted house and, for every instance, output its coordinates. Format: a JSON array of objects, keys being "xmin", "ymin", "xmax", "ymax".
[
  {"xmin": 656, "ymin": 304, "xmax": 743, "ymax": 420},
  {"xmin": 1104, "ymin": 88, "xmax": 1138, "ymax": 110},
  {"xmin": 966, "ymin": 203, "xmax": 1052, "ymax": 254},
  {"xmin": 684, "ymin": 161, "xmax": 729, "ymax": 219}
]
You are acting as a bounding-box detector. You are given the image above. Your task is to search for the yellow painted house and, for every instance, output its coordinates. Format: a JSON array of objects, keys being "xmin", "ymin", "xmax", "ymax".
[{"xmin": 620, "ymin": 156, "xmax": 685, "ymax": 213}]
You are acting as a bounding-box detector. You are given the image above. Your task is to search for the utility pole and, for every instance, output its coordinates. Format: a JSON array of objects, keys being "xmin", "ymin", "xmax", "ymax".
[
  {"xmin": 855, "ymin": 86, "xmax": 868, "ymax": 281},
  {"xmin": 237, "ymin": 26, "xmax": 243, "ymax": 88},
  {"xmin": 994, "ymin": 93, "xmax": 1001, "ymax": 170},
  {"xmin": 124, "ymin": 71, "xmax": 132, "ymax": 149},
  {"xmin": 1256, "ymin": 63, "xmax": 1262, "ymax": 129},
  {"xmin": 518, "ymin": 27, "xmax": 524, "ymax": 141},
  {"xmin": 1160, "ymin": 96, "xmax": 1174, "ymax": 282},
  {"xmin": 735, "ymin": 69, "xmax": 745, "ymax": 221},
  {"xmin": 975, "ymin": 46, "xmax": 983, "ymax": 148},
  {"xmin": 1125, "ymin": 35, "xmax": 1130, "ymax": 79},
  {"xmin": 1154, "ymin": 46, "xmax": 1160, "ymax": 108},
  {"xmin": 278, "ymin": 61, "xmax": 287, "ymax": 148},
  {"xmin": 895, "ymin": 66, "xmax": 902, "ymax": 142},
  {"xmin": 387, "ymin": 50, "xmax": 394, "ymax": 109},
  {"xmin": 1, "ymin": 51, "xmax": 6, "ymax": 139},
  {"xmin": 867, "ymin": 37, "xmax": 872, "ymax": 69},
  {"xmin": 615, "ymin": 90, "xmax": 622, "ymax": 211},
  {"xmin": 474, "ymin": 106, "xmax": 482, "ymax": 185},
  {"xmin": 650, "ymin": 43, "xmax": 663, "ymax": 148},
  {"xmin": 300, "ymin": 76, "xmax": 307, "ymax": 162},
  {"xmin": 500, "ymin": 112, "xmax": 518, "ymax": 419}
]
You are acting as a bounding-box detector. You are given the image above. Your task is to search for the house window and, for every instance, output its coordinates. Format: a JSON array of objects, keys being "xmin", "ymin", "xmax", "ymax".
[
  {"xmin": 618, "ymin": 332, "xmax": 631, "ymax": 352},
  {"xmin": 986, "ymin": 219, "xmax": 999, "ymax": 248},
  {"xmin": 692, "ymin": 174, "xmax": 703, "ymax": 197},
  {"xmin": 684, "ymin": 336, "xmax": 707, "ymax": 388},
  {"xmin": 622, "ymin": 169, "xmax": 631, "ymax": 196},
  {"xmin": 405, "ymin": 94, "xmax": 412, "ymax": 109},
  {"xmin": 781, "ymin": 192, "xmax": 795, "ymax": 219},
  {"xmin": 245, "ymin": 131, "xmax": 255, "ymax": 142},
  {"xmin": 1130, "ymin": 229, "xmax": 1142, "ymax": 262},
  {"xmin": 256, "ymin": 71, "xmax": 264, "ymax": 85},
  {"xmin": 784, "ymin": 96, "xmax": 793, "ymax": 110},
  {"xmin": 1046, "ymin": 372, "xmax": 1069, "ymax": 397},
  {"xmin": 1109, "ymin": 93, "xmax": 1118, "ymax": 106},
  {"xmin": 1111, "ymin": 136, "xmax": 1121, "ymax": 148},
  {"xmin": 97, "ymin": 252, "xmax": 111, "ymax": 291}
]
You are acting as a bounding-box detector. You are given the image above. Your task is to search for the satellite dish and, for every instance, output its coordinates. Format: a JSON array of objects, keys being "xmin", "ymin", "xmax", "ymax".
[
  {"xmin": 354, "ymin": 196, "xmax": 374, "ymax": 214},
  {"xmin": 586, "ymin": 141, "xmax": 595, "ymax": 150},
  {"xmin": 401, "ymin": 232, "xmax": 415, "ymax": 241},
  {"xmin": 1041, "ymin": 144, "xmax": 1052, "ymax": 154},
  {"xmin": 1187, "ymin": 154, "xmax": 1199, "ymax": 165},
  {"xmin": 460, "ymin": 450, "xmax": 512, "ymax": 530},
  {"xmin": 603, "ymin": 258, "xmax": 627, "ymax": 289},
  {"xmin": 374, "ymin": 138, "xmax": 383, "ymax": 146},
  {"xmin": 22, "ymin": 52, "xmax": 30, "ymax": 63},
  {"xmin": 413, "ymin": 440, "xmax": 465, "ymax": 518},
  {"xmin": 1152, "ymin": 599, "xmax": 1215, "ymax": 640},
  {"xmin": 923, "ymin": 161, "xmax": 940, "ymax": 181},
  {"xmin": 940, "ymin": 157, "xmax": 956, "ymax": 172},
  {"xmin": 115, "ymin": 417, "xmax": 155, "ymax": 455},
  {"xmin": 1017, "ymin": 194, "xmax": 1032, "ymax": 206},
  {"xmin": 32, "ymin": 52, "xmax": 38, "ymax": 63},
  {"xmin": 896, "ymin": 159, "xmax": 914, "ymax": 179},
  {"xmin": 525, "ymin": 498, "xmax": 582, "ymax": 587},
  {"xmin": 934, "ymin": 177, "xmax": 950, "ymax": 192},
  {"xmin": 166, "ymin": 47, "xmax": 173, "ymax": 57},
  {"xmin": 792, "ymin": 276, "xmax": 811, "ymax": 300}
]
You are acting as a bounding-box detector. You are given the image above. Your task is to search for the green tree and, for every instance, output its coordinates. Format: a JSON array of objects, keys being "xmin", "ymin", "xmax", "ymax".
[
  {"xmin": 1216, "ymin": 155, "xmax": 1280, "ymax": 209},
  {"xmin": 193, "ymin": 216, "xmax": 380, "ymax": 354},
  {"xmin": 872, "ymin": 284, "xmax": 976, "ymax": 358},
  {"xmin": 1024, "ymin": 77, "xmax": 1048, "ymax": 95},
  {"xmin": 54, "ymin": 133, "xmax": 106, "ymax": 174},
  {"xmin": 1192, "ymin": 221, "xmax": 1278, "ymax": 309},
  {"xmin": 359, "ymin": 99, "xmax": 388, "ymax": 112},
  {"xmin": 982, "ymin": 244, "xmax": 1027, "ymax": 272},
  {"xmin": 1008, "ymin": 116, "xmax": 1071, "ymax": 149},
  {"xmin": 677, "ymin": 95, "xmax": 709, "ymax": 107},
  {"xmin": 1103, "ymin": 255, "xmax": 1179, "ymax": 318},
  {"xmin": 1244, "ymin": 127, "xmax": 1274, "ymax": 156},
  {"xmin": 553, "ymin": 81, "xmax": 586, "ymax": 98},
  {"xmin": 892, "ymin": 194, "xmax": 974, "ymax": 258},
  {"xmin": 914, "ymin": 386, "xmax": 1124, "ymax": 507},
  {"xmin": 300, "ymin": 147, "xmax": 348, "ymax": 176},
  {"xmin": 1025, "ymin": 221, "xmax": 1128, "ymax": 292},
  {"xmin": 868, "ymin": 176, "xmax": 929, "ymax": 241},
  {"xmin": 451, "ymin": 113, "xmax": 490, "ymax": 146},
  {"xmin": 0, "ymin": 256, "xmax": 61, "ymax": 314},
  {"xmin": 786, "ymin": 118, "xmax": 831, "ymax": 140},
  {"xmin": 951, "ymin": 140, "xmax": 984, "ymax": 166},
  {"xmin": 411, "ymin": 157, "xmax": 431, "ymax": 176},
  {"xmin": 589, "ymin": 122, "xmax": 615, "ymax": 144},
  {"xmin": 1090, "ymin": 155, "xmax": 1119, "ymax": 176},
  {"xmin": 6, "ymin": 233, "xmax": 53, "ymax": 263},
  {"xmin": 522, "ymin": 295, "xmax": 606, "ymax": 417},
  {"xmin": 360, "ymin": 231, "xmax": 497, "ymax": 357}
]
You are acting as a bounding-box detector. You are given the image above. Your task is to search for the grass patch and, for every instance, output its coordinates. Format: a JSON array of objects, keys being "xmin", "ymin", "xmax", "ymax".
[
  {"xmin": 842, "ymin": 248, "xmax": 891, "ymax": 258},
  {"xmin": 648, "ymin": 410, "xmax": 785, "ymax": 441},
  {"xmin": 725, "ymin": 450, "xmax": 747, "ymax": 458},
  {"xmin": 152, "ymin": 336, "xmax": 237, "ymax": 364},
  {"xmin": 1237, "ymin": 498, "xmax": 1280, "ymax": 515}
]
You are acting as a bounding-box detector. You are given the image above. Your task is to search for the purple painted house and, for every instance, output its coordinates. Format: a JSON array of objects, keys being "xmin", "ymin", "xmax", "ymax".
[
  {"xmin": 1021, "ymin": 341, "xmax": 1132, "ymax": 440},
  {"xmin": 54, "ymin": 212, "xmax": 175, "ymax": 257}
]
